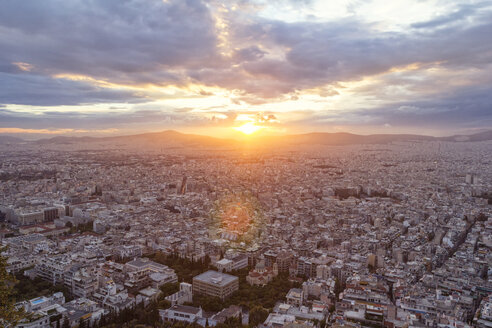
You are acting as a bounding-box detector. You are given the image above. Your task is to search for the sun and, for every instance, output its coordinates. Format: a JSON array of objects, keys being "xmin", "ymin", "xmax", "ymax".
[{"xmin": 234, "ymin": 122, "xmax": 263, "ymax": 135}]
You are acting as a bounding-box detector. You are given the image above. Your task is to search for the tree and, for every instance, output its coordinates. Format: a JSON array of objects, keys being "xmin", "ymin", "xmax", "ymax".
[
  {"xmin": 334, "ymin": 278, "xmax": 342, "ymax": 299},
  {"xmin": 159, "ymin": 282, "xmax": 179, "ymax": 297},
  {"xmin": 158, "ymin": 299, "xmax": 171, "ymax": 309},
  {"xmin": 203, "ymin": 254, "xmax": 211, "ymax": 267},
  {"xmin": 249, "ymin": 306, "xmax": 269, "ymax": 327},
  {"xmin": 62, "ymin": 317, "xmax": 70, "ymax": 328},
  {"xmin": 97, "ymin": 314, "xmax": 107, "ymax": 328},
  {"xmin": 477, "ymin": 212, "xmax": 487, "ymax": 222},
  {"xmin": 0, "ymin": 246, "xmax": 26, "ymax": 326}
]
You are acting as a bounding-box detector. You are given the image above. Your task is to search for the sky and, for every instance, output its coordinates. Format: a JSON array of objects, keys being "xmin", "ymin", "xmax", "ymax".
[{"xmin": 1, "ymin": 0, "xmax": 492, "ymax": 139}]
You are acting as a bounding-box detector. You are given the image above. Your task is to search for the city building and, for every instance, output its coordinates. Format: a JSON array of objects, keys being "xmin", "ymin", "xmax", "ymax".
[{"xmin": 192, "ymin": 270, "xmax": 239, "ymax": 300}]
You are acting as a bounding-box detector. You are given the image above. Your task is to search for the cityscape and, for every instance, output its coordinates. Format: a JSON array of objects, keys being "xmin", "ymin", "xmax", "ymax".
[
  {"xmin": 1, "ymin": 135, "xmax": 490, "ymax": 327},
  {"xmin": 1, "ymin": 1, "xmax": 492, "ymax": 328}
]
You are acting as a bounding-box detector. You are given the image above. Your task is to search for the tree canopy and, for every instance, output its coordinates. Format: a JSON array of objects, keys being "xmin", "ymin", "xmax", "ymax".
[{"xmin": 0, "ymin": 246, "xmax": 26, "ymax": 327}]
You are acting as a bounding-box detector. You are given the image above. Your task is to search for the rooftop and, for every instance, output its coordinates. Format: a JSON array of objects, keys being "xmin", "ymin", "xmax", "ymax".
[
  {"xmin": 170, "ymin": 304, "xmax": 201, "ymax": 315},
  {"xmin": 193, "ymin": 270, "xmax": 238, "ymax": 286}
]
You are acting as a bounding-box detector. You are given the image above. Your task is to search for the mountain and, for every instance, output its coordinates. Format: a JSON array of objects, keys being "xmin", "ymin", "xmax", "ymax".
[
  {"xmin": 438, "ymin": 130, "xmax": 492, "ymax": 142},
  {"xmin": 262, "ymin": 132, "xmax": 435, "ymax": 146},
  {"xmin": 34, "ymin": 136, "xmax": 97, "ymax": 144},
  {"xmin": 262, "ymin": 130, "xmax": 492, "ymax": 146},
  {"xmin": 0, "ymin": 135, "xmax": 25, "ymax": 144},
  {"xmin": 12, "ymin": 129, "xmax": 492, "ymax": 150},
  {"xmin": 34, "ymin": 130, "xmax": 234, "ymax": 149}
]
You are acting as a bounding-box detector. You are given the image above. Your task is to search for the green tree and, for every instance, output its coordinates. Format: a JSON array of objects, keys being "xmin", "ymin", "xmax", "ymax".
[
  {"xmin": 62, "ymin": 317, "xmax": 70, "ymax": 328},
  {"xmin": 159, "ymin": 282, "xmax": 179, "ymax": 297},
  {"xmin": 0, "ymin": 246, "xmax": 26, "ymax": 327},
  {"xmin": 158, "ymin": 299, "xmax": 171, "ymax": 309},
  {"xmin": 249, "ymin": 306, "xmax": 269, "ymax": 327},
  {"xmin": 334, "ymin": 278, "xmax": 342, "ymax": 299}
]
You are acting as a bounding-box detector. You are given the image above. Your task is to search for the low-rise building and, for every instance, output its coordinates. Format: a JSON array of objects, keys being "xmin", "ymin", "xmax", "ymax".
[
  {"xmin": 159, "ymin": 304, "xmax": 203, "ymax": 324},
  {"xmin": 166, "ymin": 282, "xmax": 193, "ymax": 306},
  {"xmin": 286, "ymin": 288, "xmax": 304, "ymax": 307},
  {"xmin": 124, "ymin": 257, "xmax": 177, "ymax": 292},
  {"xmin": 247, "ymin": 259, "xmax": 278, "ymax": 286},
  {"xmin": 193, "ymin": 270, "xmax": 239, "ymax": 300}
]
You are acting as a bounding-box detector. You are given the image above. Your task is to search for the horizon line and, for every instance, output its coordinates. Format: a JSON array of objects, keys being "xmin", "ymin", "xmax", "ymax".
[{"xmin": 1, "ymin": 128, "xmax": 492, "ymax": 142}]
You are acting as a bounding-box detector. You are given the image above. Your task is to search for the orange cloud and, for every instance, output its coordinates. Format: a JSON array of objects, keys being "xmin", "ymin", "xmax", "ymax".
[{"xmin": 12, "ymin": 62, "xmax": 33, "ymax": 71}]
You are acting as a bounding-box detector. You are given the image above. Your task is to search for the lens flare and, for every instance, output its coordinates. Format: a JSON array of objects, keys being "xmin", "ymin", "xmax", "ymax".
[{"xmin": 209, "ymin": 193, "xmax": 265, "ymax": 250}]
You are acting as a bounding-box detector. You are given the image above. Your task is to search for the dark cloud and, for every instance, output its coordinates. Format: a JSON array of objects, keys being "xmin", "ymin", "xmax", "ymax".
[
  {"xmin": 2, "ymin": 0, "xmax": 491, "ymax": 101},
  {"xmin": 180, "ymin": 3, "xmax": 492, "ymax": 105},
  {"xmin": 0, "ymin": 108, "xmax": 205, "ymax": 130},
  {"xmin": 0, "ymin": 72, "xmax": 146, "ymax": 106},
  {"xmin": 0, "ymin": 0, "xmax": 220, "ymax": 87},
  {"xmin": 375, "ymin": 86, "xmax": 492, "ymax": 129},
  {"xmin": 232, "ymin": 46, "xmax": 267, "ymax": 62},
  {"xmin": 225, "ymin": 10, "xmax": 492, "ymax": 97}
]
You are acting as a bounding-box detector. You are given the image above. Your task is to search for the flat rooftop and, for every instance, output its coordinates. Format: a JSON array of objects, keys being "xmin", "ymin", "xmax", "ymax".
[
  {"xmin": 193, "ymin": 270, "xmax": 238, "ymax": 286},
  {"xmin": 126, "ymin": 257, "xmax": 167, "ymax": 270},
  {"xmin": 170, "ymin": 304, "xmax": 201, "ymax": 315}
]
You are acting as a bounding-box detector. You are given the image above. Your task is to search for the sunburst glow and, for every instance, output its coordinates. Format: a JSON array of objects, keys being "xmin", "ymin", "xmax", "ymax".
[{"xmin": 234, "ymin": 122, "xmax": 263, "ymax": 135}]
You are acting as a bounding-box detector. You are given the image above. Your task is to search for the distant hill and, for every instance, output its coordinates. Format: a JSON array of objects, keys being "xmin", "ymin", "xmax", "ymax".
[
  {"xmin": 262, "ymin": 130, "xmax": 492, "ymax": 146},
  {"xmin": 34, "ymin": 130, "xmax": 233, "ymax": 149},
  {"xmin": 4, "ymin": 129, "xmax": 492, "ymax": 150},
  {"xmin": 34, "ymin": 136, "xmax": 97, "ymax": 144},
  {"xmin": 0, "ymin": 135, "xmax": 25, "ymax": 144},
  {"xmin": 438, "ymin": 130, "xmax": 492, "ymax": 142},
  {"xmin": 263, "ymin": 132, "xmax": 435, "ymax": 146}
]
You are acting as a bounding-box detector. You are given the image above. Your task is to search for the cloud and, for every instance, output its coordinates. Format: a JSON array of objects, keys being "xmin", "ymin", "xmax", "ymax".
[
  {"xmin": 199, "ymin": 90, "xmax": 214, "ymax": 96},
  {"xmin": 2, "ymin": 0, "xmax": 492, "ymax": 102},
  {"xmin": 0, "ymin": 107, "xmax": 248, "ymax": 132},
  {"xmin": 240, "ymin": 12, "xmax": 492, "ymax": 95},
  {"xmin": 0, "ymin": 0, "xmax": 492, "ymax": 133},
  {"xmin": 411, "ymin": 3, "xmax": 484, "ymax": 29},
  {"xmin": 184, "ymin": 2, "xmax": 492, "ymax": 104},
  {"xmin": 0, "ymin": 127, "xmax": 118, "ymax": 134},
  {"xmin": 0, "ymin": 71, "xmax": 147, "ymax": 106},
  {"xmin": 211, "ymin": 112, "xmax": 238, "ymax": 126},
  {"xmin": 232, "ymin": 46, "xmax": 267, "ymax": 62},
  {"xmin": 256, "ymin": 113, "xmax": 278, "ymax": 123},
  {"xmin": 12, "ymin": 62, "xmax": 33, "ymax": 72},
  {"xmin": 286, "ymin": 84, "xmax": 492, "ymax": 130},
  {"xmin": 173, "ymin": 107, "xmax": 194, "ymax": 113},
  {"xmin": 0, "ymin": 0, "xmax": 220, "ymax": 88}
]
